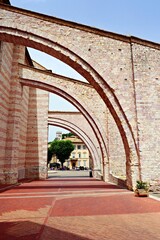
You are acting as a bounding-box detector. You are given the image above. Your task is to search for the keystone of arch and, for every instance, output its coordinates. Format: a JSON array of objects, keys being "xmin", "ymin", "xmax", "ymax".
[{"xmin": 0, "ymin": 5, "xmax": 140, "ymax": 188}]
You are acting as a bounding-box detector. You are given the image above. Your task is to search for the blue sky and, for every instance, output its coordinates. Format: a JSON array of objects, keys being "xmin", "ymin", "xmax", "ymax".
[
  {"xmin": 10, "ymin": 0, "xmax": 160, "ymax": 140},
  {"xmin": 11, "ymin": 0, "xmax": 160, "ymax": 42}
]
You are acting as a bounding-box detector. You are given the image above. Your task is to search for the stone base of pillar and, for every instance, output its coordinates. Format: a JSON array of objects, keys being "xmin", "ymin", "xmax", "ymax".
[
  {"xmin": 92, "ymin": 169, "xmax": 103, "ymax": 180},
  {"xmin": 1, "ymin": 168, "xmax": 18, "ymax": 185},
  {"xmin": 102, "ymin": 162, "xmax": 110, "ymax": 182},
  {"xmin": 109, "ymin": 173, "xmax": 127, "ymax": 188},
  {"xmin": 126, "ymin": 163, "xmax": 140, "ymax": 190},
  {"xmin": 26, "ymin": 165, "xmax": 48, "ymax": 180},
  {"xmin": 18, "ymin": 167, "xmax": 26, "ymax": 180}
]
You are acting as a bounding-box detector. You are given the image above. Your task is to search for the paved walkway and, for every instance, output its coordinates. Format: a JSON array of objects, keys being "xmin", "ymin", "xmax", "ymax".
[{"xmin": 0, "ymin": 175, "xmax": 160, "ymax": 240}]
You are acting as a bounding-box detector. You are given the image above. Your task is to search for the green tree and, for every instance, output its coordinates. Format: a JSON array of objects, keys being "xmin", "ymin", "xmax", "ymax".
[
  {"xmin": 47, "ymin": 147, "xmax": 53, "ymax": 164},
  {"xmin": 50, "ymin": 140, "xmax": 74, "ymax": 168},
  {"xmin": 62, "ymin": 132, "xmax": 74, "ymax": 139}
]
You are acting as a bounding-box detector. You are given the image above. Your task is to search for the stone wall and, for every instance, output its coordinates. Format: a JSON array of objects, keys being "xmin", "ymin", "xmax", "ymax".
[
  {"xmin": 107, "ymin": 110, "xmax": 126, "ymax": 178},
  {"xmin": 132, "ymin": 43, "xmax": 160, "ymax": 182},
  {"xmin": 0, "ymin": 41, "xmax": 14, "ymax": 183}
]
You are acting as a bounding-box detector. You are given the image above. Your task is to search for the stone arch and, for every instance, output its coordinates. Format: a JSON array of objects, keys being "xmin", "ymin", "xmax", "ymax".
[
  {"xmin": 0, "ymin": 5, "xmax": 140, "ymax": 188},
  {"xmin": 19, "ymin": 65, "xmax": 109, "ymax": 168},
  {"xmin": 20, "ymin": 77, "xmax": 106, "ymax": 171},
  {"xmin": 48, "ymin": 117, "xmax": 102, "ymax": 176}
]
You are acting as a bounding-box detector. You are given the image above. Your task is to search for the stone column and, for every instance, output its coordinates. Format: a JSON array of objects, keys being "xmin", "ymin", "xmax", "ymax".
[
  {"xmin": 103, "ymin": 161, "xmax": 110, "ymax": 182},
  {"xmin": 4, "ymin": 45, "xmax": 25, "ymax": 184},
  {"xmin": 25, "ymin": 88, "xmax": 49, "ymax": 180}
]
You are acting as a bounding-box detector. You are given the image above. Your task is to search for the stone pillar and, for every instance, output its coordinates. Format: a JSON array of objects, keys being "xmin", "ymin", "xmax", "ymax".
[
  {"xmin": 126, "ymin": 150, "xmax": 141, "ymax": 190},
  {"xmin": 4, "ymin": 45, "xmax": 25, "ymax": 184},
  {"xmin": 0, "ymin": 42, "xmax": 14, "ymax": 184},
  {"xmin": 103, "ymin": 161, "xmax": 110, "ymax": 182},
  {"xmin": 25, "ymin": 88, "xmax": 49, "ymax": 180}
]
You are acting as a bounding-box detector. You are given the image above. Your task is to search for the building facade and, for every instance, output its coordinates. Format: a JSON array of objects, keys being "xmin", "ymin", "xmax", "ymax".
[
  {"xmin": 50, "ymin": 133, "xmax": 90, "ymax": 170},
  {"xmin": 64, "ymin": 136, "xmax": 90, "ymax": 170}
]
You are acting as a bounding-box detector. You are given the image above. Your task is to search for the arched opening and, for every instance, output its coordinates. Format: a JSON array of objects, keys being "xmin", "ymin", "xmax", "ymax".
[
  {"xmin": 48, "ymin": 117, "xmax": 102, "ymax": 170},
  {"xmin": 20, "ymin": 79, "xmax": 106, "ymax": 171},
  {"xmin": 19, "ymin": 64, "xmax": 109, "ymax": 169},
  {"xmin": 27, "ymin": 48, "xmax": 125, "ymax": 183},
  {"xmin": 48, "ymin": 122, "xmax": 102, "ymax": 179}
]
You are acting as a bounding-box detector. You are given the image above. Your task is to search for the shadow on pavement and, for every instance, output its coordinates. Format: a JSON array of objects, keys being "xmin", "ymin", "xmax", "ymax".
[{"xmin": 0, "ymin": 220, "xmax": 90, "ymax": 240}]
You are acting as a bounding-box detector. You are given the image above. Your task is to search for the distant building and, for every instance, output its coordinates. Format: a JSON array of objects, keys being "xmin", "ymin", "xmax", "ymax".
[
  {"xmin": 55, "ymin": 131, "xmax": 62, "ymax": 140},
  {"xmin": 63, "ymin": 135, "xmax": 90, "ymax": 169},
  {"xmin": 49, "ymin": 134, "xmax": 91, "ymax": 169}
]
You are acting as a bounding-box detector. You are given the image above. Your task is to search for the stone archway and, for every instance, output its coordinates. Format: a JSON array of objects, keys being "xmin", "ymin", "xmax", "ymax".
[
  {"xmin": 0, "ymin": 4, "xmax": 143, "ymax": 188},
  {"xmin": 19, "ymin": 70, "xmax": 109, "ymax": 179},
  {"xmin": 48, "ymin": 112, "xmax": 103, "ymax": 178},
  {"xmin": 19, "ymin": 64, "xmax": 109, "ymax": 168}
]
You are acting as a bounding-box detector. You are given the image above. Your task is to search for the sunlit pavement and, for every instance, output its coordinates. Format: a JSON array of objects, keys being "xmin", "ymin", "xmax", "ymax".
[
  {"xmin": 48, "ymin": 169, "xmax": 91, "ymax": 178},
  {"xmin": 0, "ymin": 172, "xmax": 160, "ymax": 240}
]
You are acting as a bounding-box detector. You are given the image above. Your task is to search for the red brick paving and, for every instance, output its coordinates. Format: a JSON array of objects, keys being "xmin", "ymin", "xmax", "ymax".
[
  {"xmin": 0, "ymin": 177, "xmax": 160, "ymax": 240},
  {"xmin": 51, "ymin": 194, "xmax": 160, "ymax": 217}
]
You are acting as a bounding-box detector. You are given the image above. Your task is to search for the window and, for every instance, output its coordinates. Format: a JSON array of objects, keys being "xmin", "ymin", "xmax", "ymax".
[
  {"xmin": 83, "ymin": 152, "xmax": 86, "ymax": 158},
  {"xmin": 78, "ymin": 152, "xmax": 81, "ymax": 158},
  {"xmin": 77, "ymin": 145, "xmax": 81, "ymax": 149},
  {"xmin": 78, "ymin": 160, "xmax": 81, "ymax": 166},
  {"xmin": 72, "ymin": 152, "xmax": 75, "ymax": 158},
  {"xmin": 83, "ymin": 160, "xmax": 86, "ymax": 167},
  {"xmin": 83, "ymin": 145, "xmax": 86, "ymax": 149}
]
